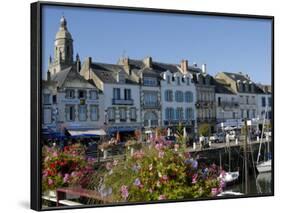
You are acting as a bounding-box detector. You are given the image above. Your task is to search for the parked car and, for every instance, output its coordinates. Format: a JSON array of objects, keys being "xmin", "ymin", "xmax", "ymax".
[{"xmin": 209, "ymin": 133, "xmax": 225, "ymax": 143}]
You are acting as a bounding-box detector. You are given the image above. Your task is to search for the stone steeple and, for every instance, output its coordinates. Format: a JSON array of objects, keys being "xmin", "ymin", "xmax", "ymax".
[{"xmin": 49, "ymin": 16, "xmax": 74, "ymax": 75}]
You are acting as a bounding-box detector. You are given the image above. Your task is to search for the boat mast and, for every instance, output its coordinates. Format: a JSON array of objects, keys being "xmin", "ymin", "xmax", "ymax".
[
  {"xmin": 243, "ymin": 119, "xmax": 248, "ymax": 194},
  {"xmin": 256, "ymin": 105, "xmax": 267, "ymax": 164}
]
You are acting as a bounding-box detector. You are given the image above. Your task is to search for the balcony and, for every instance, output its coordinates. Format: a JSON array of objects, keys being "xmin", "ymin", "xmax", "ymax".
[
  {"xmin": 112, "ymin": 99, "xmax": 134, "ymax": 105},
  {"xmin": 197, "ymin": 118, "xmax": 216, "ymax": 123},
  {"xmin": 218, "ymin": 101, "xmax": 239, "ymax": 108},
  {"xmin": 142, "ymin": 102, "xmax": 160, "ymax": 109},
  {"xmin": 195, "ymin": 101, "xmax": 215, "ymax": 108},
  {"xmin": 164, "ymin": 120, "xmax": 195, "ymax": 126}
]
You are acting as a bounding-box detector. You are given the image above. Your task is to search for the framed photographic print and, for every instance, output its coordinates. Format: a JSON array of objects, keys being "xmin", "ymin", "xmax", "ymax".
[{"xmin": 31, "ymin": 1, "xmax": 274, "ymax": 211}]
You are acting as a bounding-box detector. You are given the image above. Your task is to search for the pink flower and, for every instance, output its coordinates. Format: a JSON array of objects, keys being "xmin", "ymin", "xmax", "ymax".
[
  {"xmin": 158, "ymin": 195, "xmax": 166, "ymax": 200},
  {"xmin": 158, "ymin": 151, "xmax": 164, "ymax": 158},
  {"xmin": 211, "ymin": 188, "xmax": 218, "ymax": 196},
  {"xmin": 133, "ymin": 150, "xmax": 145, "ymax": 159},
  {"xmin": 219, "ymin": 179, "xmax": 226, "ymax": 188},
  {"xmin": 120, "ymin": 185, "xmax": 129, "ymax": 200},
  {"xmin": 63, "ymin": 173, "xmax": 69, "ymax": 183},
  {"xmin": 48, "ymin": 178, "xmax": 53, "ymax": 185},
  {"xmin": 155, "ymin": 143, "xmax": 163, "ymax": 151},
  {"xmin": 113, "ymin": 160, "xmax": 118, "ymax": 166},
  {"xmin": 52, "ymin": 151, "xmax": 58, "ymax": 157},
  {"xmin": 42, "ymin": 170, "xmax": 48, "ymax": 178},
  {"xmin": 192, "ymin": 173, "xmax": 198, "ymax": 184},
  {"xmin": 162, "ymin": 175, "xmax": 168, "ymax": 180},
  {"xmin": 71, "ymin": 171, "xmax": 77, "ymax": 177}
]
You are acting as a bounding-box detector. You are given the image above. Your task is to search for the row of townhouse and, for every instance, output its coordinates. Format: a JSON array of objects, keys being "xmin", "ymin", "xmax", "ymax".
[{"xmin": 42, "ymin": 17, "xmax": 272, "ymax": 139}]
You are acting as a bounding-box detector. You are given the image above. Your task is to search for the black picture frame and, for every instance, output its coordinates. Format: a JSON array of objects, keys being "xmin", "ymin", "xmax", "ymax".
[{"xmin": 31, "ymin": 1, "xmax": 274, "ymax": 211}]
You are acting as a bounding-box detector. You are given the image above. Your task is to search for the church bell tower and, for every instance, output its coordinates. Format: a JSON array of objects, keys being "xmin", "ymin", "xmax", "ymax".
[{"xmin": 48, "ymin": 16, "xmax": 74, "ymax": 75}]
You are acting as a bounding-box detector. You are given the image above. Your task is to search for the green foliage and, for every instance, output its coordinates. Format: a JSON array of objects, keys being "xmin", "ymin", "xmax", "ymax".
[
  {"xmin": 102, "ymin": 142, "xmax": 221, "ymax": 202},
  {"xmin": 198, "ymin": 123, "xmax": 211, "ymax": 137}
]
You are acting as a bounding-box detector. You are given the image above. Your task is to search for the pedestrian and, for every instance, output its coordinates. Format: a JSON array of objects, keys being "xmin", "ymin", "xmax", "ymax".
[{"xmin": 226, "ymin": 132, "xmax": 230, "ymax": 145}]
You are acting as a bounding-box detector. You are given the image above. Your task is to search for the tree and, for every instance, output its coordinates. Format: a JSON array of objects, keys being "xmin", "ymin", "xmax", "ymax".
[{"xmin": 198, "ymin": 123, "xmax": 211, "ymax": 137}]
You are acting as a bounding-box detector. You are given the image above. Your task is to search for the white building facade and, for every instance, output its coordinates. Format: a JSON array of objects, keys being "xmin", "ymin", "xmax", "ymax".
[
  {"xmin": 257, "ymin": 85, "xmax": 272, "ymax": 122},
  {"xmin": 80, "ymin": 57, "xmax": 141, "ymax": 136},
  {"xmin": 161, "ymin": 70, "xmax": 197, "ymax": 133}
]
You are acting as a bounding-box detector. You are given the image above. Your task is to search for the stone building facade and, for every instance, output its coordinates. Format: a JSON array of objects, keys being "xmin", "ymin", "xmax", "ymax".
[
  {"xmin": 215, "ymin": 72, "xmax": 264, "ymax": 121},
  {"xmin": 214, "ymin": 79, "xmax": 240, "ymax": 123}
]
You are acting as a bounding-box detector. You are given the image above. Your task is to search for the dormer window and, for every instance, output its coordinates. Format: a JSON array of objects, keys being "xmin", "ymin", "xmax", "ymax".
[
  {"xmin": 143, "ymin": 77, "xmax": 157, "ymax": 86},
  {"xmin": 177, "ymin": 76, "xmax": 180, "ymax": 85},
  {"xmin": 186, "ymin": 77, "xmax": 190, "ymax": 85},
  {"xmin": 116, "ymin": 71, "xmax": 126, "ymax": 84},
  {"xmin": 167, "ymin": 75, "xmax": 171, "ymax": 84},
  {"xmin": 242, "ymin": 83, "xmax": 246, "ymax": 92}
]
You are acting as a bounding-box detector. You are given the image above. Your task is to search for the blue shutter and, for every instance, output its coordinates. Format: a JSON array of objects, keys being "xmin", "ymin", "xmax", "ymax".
[
  {"xmin": 165, "ymin": 108, "xmax": 169, "ymax": 120},
  {"xmin": 171, "ymin": 108, "xmax": 174, "ymax": 120}
]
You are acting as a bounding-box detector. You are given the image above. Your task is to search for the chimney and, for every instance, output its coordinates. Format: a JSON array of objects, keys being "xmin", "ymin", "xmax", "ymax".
[
  {"xmin": 202, "ymin": 64, "xmax": 207, "ymax": 74},
  {"xmin": 47, "ymin": 70, "xmax": 51, "ymax": 81},
  {"xmin": 76, "ymin": 53, "xmax": 81, "ymax": 72},
  {"xmin": 180, "ymin": 60, "xmax": 188, "ymax": 74},
  {"xmin": 86, "ymin": 57, "xmax": 92, "ymax": 70},
  {"xmin": 143, "ymin": 56, "xmax": 152, "ymax": 68},
  {"xmin": 123, "ymin": 57, "xmax": 131, "ymax": 74}
]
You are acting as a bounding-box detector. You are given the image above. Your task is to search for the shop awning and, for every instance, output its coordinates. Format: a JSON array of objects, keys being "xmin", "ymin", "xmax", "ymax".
[{"xmin": 68, "ymin": 129, "xmax": 106, "ymax": 137}]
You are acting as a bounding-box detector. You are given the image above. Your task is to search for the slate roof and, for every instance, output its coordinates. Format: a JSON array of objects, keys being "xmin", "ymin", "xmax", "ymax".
[
  {"xmin": 222, "ymin": 72, "xmax": 251, "ymax": 82},
  {"xmin": 51, "ymin": 66, "xmax": 73, "ymax": 87},
  {"xmin": 51, "ymin": 66, "xmax": 96, "ymax": 88},
  {"xmin": 214, "ymin": 79, "xmax": 236, "ymax": 94},
  {"xmin": 90, "ymin": 62, "xmax": 138, "ymax": 84},
  {"xmin": 127, "ymin": 58, "xmax": 201, "ymax": 77},
  {"xmin": 219, "ymin": 72, "xmax": 265, "ymax": 94},
  {"xmin": 256, "ymin": 84, "xmax": 272, "ymax": 94}
]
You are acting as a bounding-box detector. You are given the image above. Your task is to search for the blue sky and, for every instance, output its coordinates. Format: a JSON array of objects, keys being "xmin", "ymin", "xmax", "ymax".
[{"xmin": 42, "ymin": 5, "xmax": 272, "ymax": 84}]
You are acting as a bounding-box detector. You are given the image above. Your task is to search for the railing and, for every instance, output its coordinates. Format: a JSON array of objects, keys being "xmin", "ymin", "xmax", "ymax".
[
  {"xmin": 197, "ymin": 118, "xmax": 216, "ymax": 123},
  {"xmin": 142, "ymin": 102, "xmax": 160, "ymax": 109},
  {"xmin": 144, "ymin": 120, "xmax": 159, "ymax": 127},
  {"xmin": 218, "ymin": 101, "xmax": 239, "ymax": 108},
  {"xmin": 195, "ymin": 101, "xmax": 215, "ymax": 108},
  {"xmin": 163, "ymin": 120, "xmax": 194, "ymax": 126},
  {"xmin": 112, "ymin": 99, "xmax": 134, "ymax": 105}
]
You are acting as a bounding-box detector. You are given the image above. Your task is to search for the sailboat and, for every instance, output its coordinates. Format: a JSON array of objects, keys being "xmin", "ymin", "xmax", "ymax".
[
  {"xmin": 256, "ymin": 106, "xmax": 272, "ymax": 173},
  {"xmin": 219, "ymin": 138, "xmax": 239, "ymax": 185}
]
